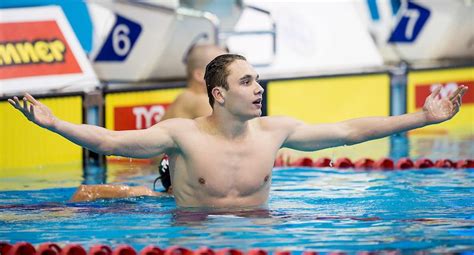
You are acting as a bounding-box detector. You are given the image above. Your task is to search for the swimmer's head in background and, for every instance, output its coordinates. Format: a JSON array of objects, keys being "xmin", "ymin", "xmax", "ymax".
[
  {"xmin": 153, "ymin": 155, "xmax": 171, "ymax": 193},
  {"xmin": 184, "ymin": 43, "xmax": 228, "ymax": 79}
]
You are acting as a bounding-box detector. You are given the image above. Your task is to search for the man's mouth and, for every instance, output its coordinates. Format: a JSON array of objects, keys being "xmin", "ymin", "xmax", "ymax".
[{"xmin": 253, "ymin": 98, "xmax": 262, "ymax": 105}]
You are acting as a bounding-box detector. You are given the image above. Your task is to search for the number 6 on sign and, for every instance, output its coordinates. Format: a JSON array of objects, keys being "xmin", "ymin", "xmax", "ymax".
[
  {"xmin": 112, "ymin": 24, "xmax": 131, "ymax": 57},
  {"xmin": 95, "ymin": 15, "xmax": 142, "ymax": 62}
]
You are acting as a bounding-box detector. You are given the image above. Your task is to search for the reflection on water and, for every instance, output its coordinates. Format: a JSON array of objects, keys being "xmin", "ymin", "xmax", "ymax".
[{"xmin": 170, "ymin": 207, "xmax": 275, "ymax": 226}]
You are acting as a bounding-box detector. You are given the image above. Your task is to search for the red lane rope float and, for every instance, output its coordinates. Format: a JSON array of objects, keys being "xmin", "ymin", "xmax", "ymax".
[
  {"xmin": 193, "ymin": 247, "xmax": 214, "ymax": 255},
  {"xmin": 434, "ymin": 159, "xmax": 455, "ymax": 168},
  {"xmin": 6, "ymin": 242, "xmax": 36, "ymax": 255},
  {"xmin": 35, "ymin": 243, "xmax": 87, "ymax": 255},
  {"xmin": 61, "ymin": 245, "xmax": 87, "ymax": 255},
  {"xmin": 0, "ymin": 242, "xmax": 12, "ymax": 255},
  {"xmin": 139, "ymin": 246, "xmax": 163, "ymax": 255},
  {"xmin": 37, "ymin": 243, "xmax": 62, "ymax": 255},
  {"xmin": 414, "ymin": 158, "xmax": 434, "ymax": 169},
  {"xmin": 246, "ymin": 249, "xmax": 267, "ymax": 255},
  {"xmin": 289, "ymin": 157, "xmax": 313, "ymax": 167},
  {"xmin": 89, "ymin": 245, "xmax": 112, "ymax": 255},
  {"xmin": 163, "ymin": 246, "xmax": 193, "ymax": 255},
  {"xmin": 273, "ymin": 251, "xmax": 291, "ymax": 255},
  {"xmin": 274, "ymin": 156, "xmax": 473, "ymax": 169},
  {"xmin": 112, "ymin": 245, "xmax": 136, "ymax": 255},
  {"xmin": 396, "ymin": 158, "xmax": 414, "ymax": 169},
  {"xmin": 334, "ymin": 158, "xmax": 353, "ymax": 169},
  {"xmin": 215, "ymin": 249, "xmax": 243, "ymax": 255},
  {"xmin": 456, "ymin": 159, "xmax": 474, "ymax": 168},
  {"xmin": 374, "ymin": 158, "xmax": 394, "ymax": 170},
  {"xmin": 354, "ymin": 158, "xmax": 375, "ymax": 169},
  {"xmin": 313, "ymin": 157, "xmax": 332, "ymax": 167}
]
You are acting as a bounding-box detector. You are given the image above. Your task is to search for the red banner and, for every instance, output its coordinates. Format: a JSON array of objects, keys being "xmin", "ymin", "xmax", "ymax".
[
  {"xmin": 415, "ymin": 81, "xmax": 474, "ymax": 108},
  {"xmin": 0, "ymin": 21, "xmax": 82, "ymax": 79},
  {"xmin": 114, "ymin": 103, "xmax": 171, "ymax": 131}
]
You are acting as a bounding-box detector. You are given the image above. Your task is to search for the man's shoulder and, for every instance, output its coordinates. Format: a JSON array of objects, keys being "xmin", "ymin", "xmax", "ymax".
[
  {"xmin": 179, "ymin": 90, "xmax": 207, "ymax": 101},
  {"xmin": 176, "ymin": 91, "xmax": 210, "ymax": 113}
]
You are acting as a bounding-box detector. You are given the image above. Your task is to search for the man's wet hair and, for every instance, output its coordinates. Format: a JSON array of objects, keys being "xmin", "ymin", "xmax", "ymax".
[{"xmin": 204, "ymin": 54, "xmax": 246, "ymax": 107}]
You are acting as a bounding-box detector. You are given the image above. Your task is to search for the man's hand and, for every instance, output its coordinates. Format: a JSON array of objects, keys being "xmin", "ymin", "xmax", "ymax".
[
  {"xmin": 422, "ymin": 85, "xmax": 468, "ymax": 125},
  {"xmin": 8, "ymin": 93, "xmax": 57, "ymax": 130}
]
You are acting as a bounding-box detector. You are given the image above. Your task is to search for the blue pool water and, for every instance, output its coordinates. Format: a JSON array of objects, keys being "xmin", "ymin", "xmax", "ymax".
[{"xmin": 1, "ymin": 166, "xmax": 473, "ymax": 253}]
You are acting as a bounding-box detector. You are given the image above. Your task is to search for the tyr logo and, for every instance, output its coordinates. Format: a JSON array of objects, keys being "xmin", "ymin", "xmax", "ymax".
[
  {"xmin": 132, "ymin": 106, "xmax": 165, "ymax": 129},
  {"xmin": 113, "ymin": 103, "xmax": 170, "ymax": 131}
]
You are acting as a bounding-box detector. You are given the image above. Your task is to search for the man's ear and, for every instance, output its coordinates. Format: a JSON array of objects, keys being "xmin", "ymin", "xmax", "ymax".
[{"xmin": 212, "ymin": 87, "xmax": 225, "ymax": 105}]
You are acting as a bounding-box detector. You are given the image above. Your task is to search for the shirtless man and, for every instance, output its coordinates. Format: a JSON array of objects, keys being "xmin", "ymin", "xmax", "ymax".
[{"xmin": 9, "ymin": 54, "xmax": 467, "ymax": 208}]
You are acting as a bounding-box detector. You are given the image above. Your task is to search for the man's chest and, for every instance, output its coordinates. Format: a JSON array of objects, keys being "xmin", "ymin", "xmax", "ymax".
[
  {"xmin": 180, "ymin": 130, "xmax": 279, "ymax": 165},
  {"xmin": 175, "ymin": 132, "xmax": 279, "ymax": 195}
]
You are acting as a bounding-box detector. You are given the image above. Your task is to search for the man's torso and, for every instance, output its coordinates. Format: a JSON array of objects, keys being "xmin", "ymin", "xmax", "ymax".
[{"xmin": 166, "ymin": 117, "xmax": 288, "ymax": 208}]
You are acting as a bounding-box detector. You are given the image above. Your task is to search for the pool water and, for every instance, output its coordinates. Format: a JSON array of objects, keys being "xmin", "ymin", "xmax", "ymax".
[{"xmin": 1, "ymin": 166, "xmax": 473, "ymax": 253}]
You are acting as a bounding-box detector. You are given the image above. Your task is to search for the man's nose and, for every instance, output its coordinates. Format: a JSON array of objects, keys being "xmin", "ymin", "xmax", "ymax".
[{"xmin": 254, "ymin": 82, "xmax": 264, "ymax": 95}]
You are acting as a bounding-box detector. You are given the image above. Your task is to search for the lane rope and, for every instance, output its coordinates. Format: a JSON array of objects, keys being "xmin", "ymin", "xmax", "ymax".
[
  {"xmin": 274, "ymin": 156, "xmax": 473, "ymax": 169},
  {"xmin": 0, "ymin": 242, "xmax": 295, "ymax": 255}
]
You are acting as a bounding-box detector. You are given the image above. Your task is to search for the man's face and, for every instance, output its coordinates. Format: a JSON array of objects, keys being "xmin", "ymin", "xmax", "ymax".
[{"xmin": 223, "ymin": 59, "xmax": 264, "ymax": 119}]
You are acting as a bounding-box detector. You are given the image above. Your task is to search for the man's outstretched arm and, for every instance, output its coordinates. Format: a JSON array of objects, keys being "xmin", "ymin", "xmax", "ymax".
[
  {"xmin": 9, "ymin": 93, "xmax": 178, "ymax": 158},
  {"xmin": 282, "ymin": 85, "xmax": 468, "ymax": 151}
]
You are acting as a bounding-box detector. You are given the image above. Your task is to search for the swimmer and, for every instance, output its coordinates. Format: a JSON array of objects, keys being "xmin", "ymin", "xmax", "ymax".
[{"xmin": 9, "ymin": 54, "xmax": 468, "ymax": 208}]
